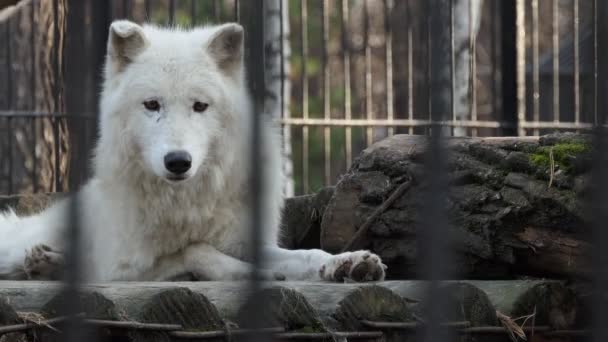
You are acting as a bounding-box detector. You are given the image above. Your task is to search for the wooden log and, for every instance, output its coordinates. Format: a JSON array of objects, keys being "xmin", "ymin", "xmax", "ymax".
[
  {"xmin": 132, "ymin": 288, "xmax": 224, "ymax": 342},
  {"xmin": 469, "ymin": 281, "xmax": 578, "ymax": 329},
  {"xmin": 0, "ymin": 280, "xmax": 581, "ymax": 339},
  {"xmin": 284, "ymin": 133, "xmax": 594, "ymax": 279},
  {"xmin": 236, "ymin": 287, "xmax": 325, "ymax": 332},
  {"xmin": 40, "ymin": 291, "xmax": 120, "ymax": 320}
]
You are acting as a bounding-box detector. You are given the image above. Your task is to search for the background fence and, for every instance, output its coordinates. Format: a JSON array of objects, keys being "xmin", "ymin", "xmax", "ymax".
[
  {"xmin": 1, "ymin": 1, "xmax": 608, "ymax": 342},
  {"xmin": 2, "ymin": 0, "xmax": 606, "ymax": 197}
]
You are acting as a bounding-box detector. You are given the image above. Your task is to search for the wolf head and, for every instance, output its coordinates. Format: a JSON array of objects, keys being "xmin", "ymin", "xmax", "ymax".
[{"xmin": 94, "ymin": 20, "xmax": 251, "ymax": 185}]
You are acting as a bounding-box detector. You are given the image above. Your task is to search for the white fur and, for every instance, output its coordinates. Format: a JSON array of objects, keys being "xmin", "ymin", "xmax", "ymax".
[{"xmin": 0, "ymin": 21, "xmax": 386, "ymax": 282}]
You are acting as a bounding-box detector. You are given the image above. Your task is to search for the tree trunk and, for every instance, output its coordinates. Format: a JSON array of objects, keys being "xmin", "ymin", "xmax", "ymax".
[
  {"xmin": 264, "ymin": 0, "xmax": 294, "ymax": 197},
  {"xmin": 1, "ymin": 0, "xmax": 70, "ymax": 195}
]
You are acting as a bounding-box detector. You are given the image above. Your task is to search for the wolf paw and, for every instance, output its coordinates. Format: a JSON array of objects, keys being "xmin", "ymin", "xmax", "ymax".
[
  {"xmin": 24, "ymin": 244, "xmax": 64, "ymax": 280},
  {"xmin": 319, "ymin": 251, "xmax": 387, "ymax": 282}
]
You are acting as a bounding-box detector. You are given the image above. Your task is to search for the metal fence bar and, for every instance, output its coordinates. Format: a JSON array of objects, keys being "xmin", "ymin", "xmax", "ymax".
[
  {"xmin": 144, "ymin": 0, "xmax": 151, "ymax": 20},
  {"xmin": 501, "ymin": 0, "xmax": 518, "ymax": 136},
  {"xmin": 191, "ymin": 0, "xmax": 196, "ymax": 26},
  {"xmin": 168, "ymin": 0, "xmax": 175, "ymax": 26},
  {"xmin": 5, "ymin": 19, "xmax": 13, "ymax": 194},
  {"xmin": 592, "ymin": 5, "xmax": 608, "ymax": 342},
  {"xmin": 243, "ymin": 1, "xmax": 265, "ymax": 340},
  {"xmin": 7, "ymin": 118, "xmax": 12, "ymax": 194},
  {"xmin": 469, "ymin": 0, "xmax": 478, "ymax": 137},
  {"xmin": 407, "ymin": 1, "xmax": 414, "ymax": 135},
  {"xmin": 532, "ymin": 0, "xmax": 540, "ymax": 135},
  {"xmin": 30, "ymin": 0, "xmax": 38, "ymax": 193},
  {"xmin": 384, "ymin": 0, "xmax": 394, "ymax": 136},
  {"xmin": 322, "ymin": 0, "xmax": 331, "ymax": 186},
  {"xmin": 341, "ymin": 0, "xmax": 352, "ymax": 170},
  {"xmin": 516, "ymin": 0, "xmax": 526, "ymax": 136},
  {"xmin": 52, "ymin": 0, "xmax": 61, "ymax": 192},
  {"xmin": 123, "ymin": 0, "xmax": 131, "ymax": 19},
  {"xmin": 301, "ymin": 0, "xmax": 309, "ymax": 193},
  {"xmin": 234, "ymin": 0, "xmax": 239, "ymax": 23},
  {"xmin": 594, "ymin": 0, "xmax": 599, "ymax": 126},
  {"xmin": 419, "ymin": 1, "xmax": 452, "ymax": 341},
  {"xmin": 552, "ymin": 0, "xmax": 560, "ymax": 125},
  {"xmin": 450, "ymin": 0, "xmax": 455, "ymax": 135},
  {"xmin": 213, "ymin": 0, "xmax": 220, "ymax": 22},
  {"xmin": 364, "ymin": 0, "xmax": 373, "ymax": 145},
  {"xmin": 574, "ymin": 0, "xmax": 580, "ymax": 128}
]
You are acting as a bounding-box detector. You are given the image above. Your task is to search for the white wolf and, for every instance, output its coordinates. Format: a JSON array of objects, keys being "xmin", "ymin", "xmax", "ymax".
[{"xmin": 0, "ymin": 21, "xmax": 386, "ymax": 282}]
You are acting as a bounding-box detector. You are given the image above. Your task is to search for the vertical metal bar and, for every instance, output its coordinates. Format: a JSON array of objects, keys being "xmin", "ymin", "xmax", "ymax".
[
  {"xmin": 301, "ymin": 0, "xmax": 309, "ymax": 193},
  {"xmin": 234, "ymin": 0, "xmax": 240, "ymax": 22},
  {"xmin": 501, "ymin": 0, "xmax": 518, "ymax": 136},
  {"xmin": 426, "ymin": 1, "xmax": 432, "ymax": 135},
  {"xmin": 574, "ymin": 0, "xmax": 580, "ymax": 128},
  {"xmin": 123, "ymin": 0, "xmax": 131, "ymax": 19},
  {"xmin": 594, "ymin": 0, "xmax": 598, "ymax": 126},
  {"xmin": 592, "ymin": 2, "xmax": 608, "ymax": 342},
  {"xmin": 384, "ymin": 0, "xmax": 394, "ymax": 136},
  {"xmin": 280, "ymin": 0, "xmax": 286, "ymax": 166},
  {"xmin": 420, "ymin": 1, "xmax": 452, "ymax": 341},
  {"xmin": 491, "ymin": 0, "xmax": 498, "ymax": 132},
  {"xmin": 407, "ymin": 1, "xmax": 414, "ymax": 135},
  {"xmin": 5, "ymin": 18, "xmax": 13, "ymax": 193},
  {"xmin": 516, "ymin": 0, "xmax": 526, "ymax": 136},
  {"xmin": 191, "ymin": 0, "xmax": 196, "ymax": 26},
  {"xmin": 532, "ymin": 0, "xmax": 540, "ymax": 135},
  {"xmin": 169, "ymin": 0, "xmax": 175, "ymax": 26},
  {"xmin": 53, "ymin": 0, "xmax": 61, "ymax": 192},
  {"xmin": 243, "ymin": 0, "xmax": 265, "ymax": 340},
  {"xmin": 342, "ymin": 0, "xmax": 352, "ymax": 170},
  {"xmin": 31, "ymin": 0, "xmax": 38, "ymax": 193},
  {"xmin": 552, "ymin": 0, "xmax": 560, "ymax": 124},
  {"xmin": 450, "ymin": 0, "xmax": 456, "ymax": 134},
  {"xmin": 322, "ymin": 0, "xmax": 331, "ymax": 186},
  {"xmin": 144, "ymin": 0, "xmax": 151, "ymax": 20},
  {"xmin": 7, "ymin": 118, "xmax": 12, "ymax": 194},
  {"xmin": 213, "ymin": 0, "xmax": 221, "ymax": 22},
  {"xmin": 6, "ymin": 20, "xmax": 12, "ymax": 110},
  {"xmin": 364, "ymin": 0, "xmax": 373, "ymax": 145},
  {"xmin": 469, "ymin": 0, "xmax": 477, "ymax": 137}
]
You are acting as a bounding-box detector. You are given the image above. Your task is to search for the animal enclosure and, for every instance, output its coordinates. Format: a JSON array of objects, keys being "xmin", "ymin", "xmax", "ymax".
[{"xmin": 1, "ymin": 0, "xmax": 608, "ymax": 341}]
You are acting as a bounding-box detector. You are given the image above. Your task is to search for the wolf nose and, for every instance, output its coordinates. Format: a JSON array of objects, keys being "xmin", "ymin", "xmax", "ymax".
[{"xmin": 164, "ymin": 151, "xmax": 192, "ymax": 175}]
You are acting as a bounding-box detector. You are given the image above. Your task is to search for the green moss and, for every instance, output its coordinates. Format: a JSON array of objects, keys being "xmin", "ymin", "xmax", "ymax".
[{"xmin": 529, "ymin": 141, "xmax": 590, "ymax": 172}]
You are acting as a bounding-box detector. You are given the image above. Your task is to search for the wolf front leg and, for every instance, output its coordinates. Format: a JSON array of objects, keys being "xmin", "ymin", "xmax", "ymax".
[
  {"xmin": 264, "ymin": 246, "xmax": 387, "ymax": 282},
  {"xmin": 180, "ymin": 242, "xmax": 283, "ymax": 281}
]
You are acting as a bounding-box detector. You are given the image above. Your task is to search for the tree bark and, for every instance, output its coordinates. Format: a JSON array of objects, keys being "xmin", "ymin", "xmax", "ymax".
[{"xmin": 285, "ymin": 133, "xmax": 592, "ymax": 280}]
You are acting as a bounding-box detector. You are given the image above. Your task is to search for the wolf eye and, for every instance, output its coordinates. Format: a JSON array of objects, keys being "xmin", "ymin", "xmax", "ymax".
[
  {"xmin": 143, "ymin": 100, "xmax": 160, "ymax": 111},
  {"xmin": 193, "ymin": 101, "xmax": 209, "ymax": 113}
]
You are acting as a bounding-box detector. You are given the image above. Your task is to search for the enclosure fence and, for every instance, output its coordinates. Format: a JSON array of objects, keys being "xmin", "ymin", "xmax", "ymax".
[{"xmin": 1, "ymin": 0, "xmax": 608, "ymax": 341}]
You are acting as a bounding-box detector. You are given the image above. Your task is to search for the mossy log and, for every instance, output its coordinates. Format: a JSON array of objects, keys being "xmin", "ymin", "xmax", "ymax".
[{"xmin": 285, "ymin": 133, "xmax": 593, "ymax": 279}]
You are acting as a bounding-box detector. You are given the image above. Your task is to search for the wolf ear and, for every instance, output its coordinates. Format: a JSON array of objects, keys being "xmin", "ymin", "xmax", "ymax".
[
  {"xmin": 107, "ymin": 20, "xmax": 149, "ymax": 73},
  {"xmin": 207, "ymin": 23, "xmax": 244, "ymax": 72}
]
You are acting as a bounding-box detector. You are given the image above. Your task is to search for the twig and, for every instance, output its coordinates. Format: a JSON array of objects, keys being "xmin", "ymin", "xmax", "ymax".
[
  {"xmin": 85, "ymin": 319, "xmax": 182, "ymax": 331},
  {"xmin": 169, "ymin": 327, "xmax": 284, "ymax": 339},
  {"xmin": 360, "ymin": 320, "xmax": 470, "ymax": 330},
  {"xmin": 0, "ymin": 313, "xmax": 85, "ymax": 336},
  {"xmin": 341, "ymin": 177, "xmax": 414, "ymax": 252}
]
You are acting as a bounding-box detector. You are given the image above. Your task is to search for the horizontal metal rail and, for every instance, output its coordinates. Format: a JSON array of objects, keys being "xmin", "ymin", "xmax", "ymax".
[
  {"xmin": 279, "ymin": 117, "xmax": 601, "ymax": 130},
  {"xmin": 0, "ymin": 111, "xmax": 599, "ymax": 131}
]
